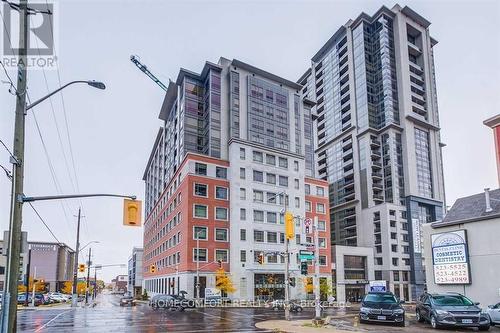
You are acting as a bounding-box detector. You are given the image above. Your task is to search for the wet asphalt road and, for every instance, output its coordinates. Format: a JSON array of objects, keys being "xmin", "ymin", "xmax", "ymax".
[
  {"xmin": 16, "ymin": 293, "xmax": 500, "ymax": 332},
  {"xmin": 16, "ymin": 293, "xmax": 321, "ymax": 332}
]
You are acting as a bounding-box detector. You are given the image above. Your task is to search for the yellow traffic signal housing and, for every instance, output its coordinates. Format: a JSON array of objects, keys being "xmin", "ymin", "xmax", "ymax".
[
  {"xmin": 150, "ymin": 264, "xmax": 156, "ymax": 273},
  {"xmin": 123, "ymin": 199, "xmax": 142, "ymax": 227},
  {"xmin": 78, "ymin": 264, "xmax": 85, "ymax": 273},
  {"xmin": 257, "ymin": 252, "xmax": 264, "ymax": 265},
  {"xmin": 284, "ymin": 212, "xmax": 294, "ymax": 240}
]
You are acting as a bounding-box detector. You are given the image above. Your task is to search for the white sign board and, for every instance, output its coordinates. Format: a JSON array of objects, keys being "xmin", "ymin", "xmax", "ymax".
[
  {"xmin": 369, "ymin": 280, "xmax": 387, "ymax": 292},
  {"xmin": 412, "ymin": 218, "xmax": 422, "ymax": 254},
  {"xmin": 204, "ymin": 287, "xmax": 221, "ymax": 300},
  {"xmin": 431, "ymin": 230, "xmax": 470, "ymax": 285}
]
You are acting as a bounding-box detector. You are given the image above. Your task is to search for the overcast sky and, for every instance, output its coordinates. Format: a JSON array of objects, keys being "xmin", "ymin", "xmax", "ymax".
[{"xmin": 1, "ymin": 0, "xmax": 499, "ymax": 282}]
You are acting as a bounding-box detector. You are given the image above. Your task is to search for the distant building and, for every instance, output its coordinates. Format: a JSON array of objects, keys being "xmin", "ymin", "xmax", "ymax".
[
  {"xmin": 423, "ymin": 188, "xmax": 500, "ymax": 307},
  {"xmin": 128, "ymin": 247, "xmax": 143, "ymax": 298},
  {"xmin": 0, "ymin": 234, "xmax": 29, "ymax": 290},
  {"xmin": 28, "ymin": 241, "xmax": 75, "ymax": 292},
  {"xmin": 113, "ymin": 275, "xmax": 128, "ymax": 293},
  {"xmin": 483, "ymin": 114, "xmax": 500, "ymax": 185}
]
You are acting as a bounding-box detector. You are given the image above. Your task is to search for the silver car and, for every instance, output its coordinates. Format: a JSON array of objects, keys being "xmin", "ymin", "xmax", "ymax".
[{"xmin": 486, "ymin": 302, "xmax": 500, "ymax": 326}]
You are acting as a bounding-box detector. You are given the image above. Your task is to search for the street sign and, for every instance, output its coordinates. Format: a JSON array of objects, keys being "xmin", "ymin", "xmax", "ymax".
[
  {"xmin": 304, "ymin": 218, "xmax": 312, "ymax": 226},
  {"xmin": 299, "ymin": 249, "xmax": 314, "ymax": 260}
]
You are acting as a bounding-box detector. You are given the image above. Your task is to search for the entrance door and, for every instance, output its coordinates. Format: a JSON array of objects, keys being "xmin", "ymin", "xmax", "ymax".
[{"xmin": 194, "ymin": 276, "xmax": 206, "ymax": 298}]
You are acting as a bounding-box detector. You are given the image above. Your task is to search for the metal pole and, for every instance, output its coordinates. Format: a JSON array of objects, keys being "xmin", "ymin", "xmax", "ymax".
[
  {"xmin": 24, "ymin": 249, "xmax": 31, "ymax": 306},
  {"xmin": 1, "ymin": 1, "xmax": 29, "ymax": 331},
  {"xmin": 93, "ymin": 269, "xmax": 97, "ymax": 300},
  {"xmin": 71, "ymin": 208, "xmax": 81, "ymax": 307},
  {"xmin": 284, "ymin": 193, "xmax": 290, "ymax": 321},
  {"xmin": 196, "ymin": 234, "xmax": 200, "ymax": 300},
  {"xmin": 31, "ymin": 267, "xmax": 36, "ymax": 307},
  {"xmin": 85, "ymin": 247, "xmax": 91, "ymax": 305},
  {"xmin": 313, "ymin": 216, "xmax": 321, "ymax": 320}
]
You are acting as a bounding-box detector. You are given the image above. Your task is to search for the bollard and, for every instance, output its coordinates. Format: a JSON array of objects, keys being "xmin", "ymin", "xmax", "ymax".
[{"xmin": 353, "ymin": 315, "xmax": 359, "ymax": 327}]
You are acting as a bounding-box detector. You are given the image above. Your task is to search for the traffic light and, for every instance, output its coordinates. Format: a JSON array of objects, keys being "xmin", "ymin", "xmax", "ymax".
[
  {"xmin": 217, "ymin": 260, "xmax": 222, "ymax": 268},
  {"xmin": 284, "ymin": 212, "xmax": 294, "ymax": 240},
  {"xmin": 123, "ymin": 199, "xmax": 142, "ymax": 227},
  {"xmin": 257, "ymin": 252, "xmax": 264, "ymax": 265},
  {"xmin": 78, "ymin": 264, "xmax": 85, "ymax": 273},
  {"xmin": 150, "ymin": 264, "xmax": 156, "ymax": 273},
  {"xmin": 300, "ymin": 261, "xmax": 308, "ymax": 275}
]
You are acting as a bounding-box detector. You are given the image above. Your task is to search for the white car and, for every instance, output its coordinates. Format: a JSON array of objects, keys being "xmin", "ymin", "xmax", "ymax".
[
  {"xmin": 49, "ymin": 294, "xmax": 69, "ymax": 303},
  {"xmin": 486, "ymin": 302, "xmax": 500, "ymax": 326}
]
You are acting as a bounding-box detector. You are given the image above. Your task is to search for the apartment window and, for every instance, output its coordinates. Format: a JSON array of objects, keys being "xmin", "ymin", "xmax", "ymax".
[
  {"xmin": 240, "ymin": 168, "xmax": 246, "ymax": 179},
  {"xmin": 319, "ymin": 238, "xmax": 326, "ymax": 248},
  {"xmin": 391, "ymin": 232, "xmax": 397, "ymax": 240},
  {"xmin": 193, "ymin": 248, "xmax": 207, "ymax": 262},
  {"xmin": 267, "ymin": 253, "xmax": 278, "ymax": 263},
  {"xmin": 290, "ymin": 197, "xmax": 298, "ymax": 209},
  {"xmin": 393, "ymin": 271, "xmax": 400, "ymax": 282},
  {"xmin": 305, "ymin": 184, "xmax": 310, "ymax": 195},
  {"xmin": 215, "ymin": 249, "xmax": 229, "ymax": 263},
  {"xmin": 267, "ymin": 212, "xmax": 277, "ymax": 224},
  {"xmin": 278, "ymin": 157, "xmax": 288, "ymax": 168},
  {"xmin": 392, "ymin": 258, "xmax": 399, "ymax": 266},
  {"xmin": 215, "ymin": 207, "xmax": 228, "ymax": 220},
  {"xmin": 294, "ymin": 179, "xmax": 299, "ymax": 189},
  {"xmin": 253, "ymin": 151, "xmax": 263, "ymax": 163},
  {"xmin": 390, "ymin": 220, "xmax": 396, "ymax": 228},
  {"xmin": 267, "ymin": 192, "xmax": 277, "ymax": 204},
  {"xmin": 240, "ymin": 250, "xmax": 246, "ymax": 262},
  {"xmin": 391, "ymin": 244, "xmax": 398, "ymax": 252},
  {"xmin": 279, "ymin": 176, "xmax": 288, "ymax": 187},
  {"xmin": 318, "ymin": 220, "xmax": 326, "ymax": 231},
  {"xmin": 375, "ymin": 257, "xmax": 383, "ymax": 265},
  {"xmin": 319, "ymin": 255, "xmax": 327, "ymax": 266},
  {"xmin": 305, "ymin": 201, "xmax": 312, "ymax": 212},
  {"xmin": 215, "ymin": 186, "xmax": 228, "ymax": 200},
  {"xmin": 402, "ymin": 271, "xmax": 409, "ymax": 281},
  {"xmin": 216, "ymin": 167, "xmax": 227, "ymax": 179},
  {"xmin": 240, "ymin": 188, "xmax": 246, "ymax": 200},
  {"xmin": 254, "ymin": 230, "xmax": 264, "ymax": 242},
  {"xmin": 240, "ymin": 229, "xmax": 246, "ymax": 241},
  {"xmin": 279, "ymin": 233, "xmax": 285, "ymax": 244},
  {"xmin": 254, "ymin": 210, "xmax": 264, "ymax": 222},
  {"xmin": 266, "ymin": 173, "xmax": 276, "ymax": 184},
  {"xmin": 240, "ymin": 208, "xmax": 246, "ymax": 220},
  {"xmin": 316, "ymin": 186, "xmax": 324, "ymax": 196},
  {"xmin": 194, "ymin": 183, "xmax": 208, "ymax": 197},
  {"xmin": 294, "ymin": 161, "xmax": 299, "ymax": 171},
  {"xmin": 195, "ymin": 163, "xmax": 207, "ymax": 176},
  {"xmin": 253, "ymin": 190, "xmax": 264, "ymax": 202},
  {"xmin": 316, "ymin": 203, "xmax": 325, "ymax": 213},
  {"xmin": 296, "ymin": 234, "xmax": 301, "ymax": 245},
  {"xmin": 403, "ymin": 258, "xmax": 410, "ymax": 266},
  {"xmin": 194, "ymin": 205, "xmax": 208, "ymax": 218},
  {"xmin": 215, "ymin": 228, "xmax": 228, "ymax": 241},
  {"xmin": 266, "ymin": 154, "xmax": 276, "ymax": 165},
  {"xmin": 240, "ymin": 148, "xmax": 245, "ymax": 160},
  {"xmin": 193, "ymin": 226, "xmax": 207, "ymax": 240},
  {"xmin": 253, "ymin": 170, "xmax": 263, "ymax": 182},
  {"xmin": 267, "ymin": 231, "xmax": 278, "ymax": 243}
]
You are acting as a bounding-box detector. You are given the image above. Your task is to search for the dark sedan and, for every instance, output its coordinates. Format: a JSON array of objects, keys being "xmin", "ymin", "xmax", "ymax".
[
  {"xmin": 359, "ymin": 291, "xmax": 405, "ymax": 326},
  {"xmin": 416, "ymin": 292, "xmax": 490, "ymax": 331},
  {"xmin": 119, "ymin": 296, "xmax": 136, "ymax": 306}
]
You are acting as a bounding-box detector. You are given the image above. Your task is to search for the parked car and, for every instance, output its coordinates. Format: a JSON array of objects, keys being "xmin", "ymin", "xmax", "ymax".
[
  {"xmin": 485, "ymin": 302, "xmax": 500, "ymax": 326},
  {"xmin": 49, "ymin": 294, "xmax": 69, "ymax": 303},
  {"xmin": 416, "ymin": 292, "xmax": 490, "ymax": 331},
  {"xmin": 359, "ymin": 291, "xmax": 405, "ymax": 326},
  {"xmin": 270, "ymin": 299, "xmax": 303, "ymax": 312},
  {"xmin": 170, "ymin": 294, "xmax": 195, "ymax": 309},
  {"xmin": 119, "ymin": 295, "xmax": 136, "ymax": 307}
]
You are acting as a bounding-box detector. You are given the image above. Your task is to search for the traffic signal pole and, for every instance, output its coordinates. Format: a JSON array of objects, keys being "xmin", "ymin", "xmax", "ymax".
[
  {"xmin": 85, "ymin": 247, "xmax": 92, "ymax": 305},
  {"xmin": 71, "ymin": 208, "xmax": 81, "ymax": 307},
  {"xmin": 284, "ymin": 194, "xmax": 290, "ymax": 321},
  {"xmin": 313, "ymin": 216, "xmax": 321, "ymax": 322},
  {"xmin": 1, "ymin": 1, "xmax": 28, "ymax": 331}
]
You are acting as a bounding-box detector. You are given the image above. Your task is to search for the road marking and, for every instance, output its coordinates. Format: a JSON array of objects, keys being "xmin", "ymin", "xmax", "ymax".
[
  {"xmin": 34, "ymin": 309, "xmax": 73, "ymax": 332},
  {"xmin": 193, "ymin": 309, "xmax": 239, "ymax": 322}
]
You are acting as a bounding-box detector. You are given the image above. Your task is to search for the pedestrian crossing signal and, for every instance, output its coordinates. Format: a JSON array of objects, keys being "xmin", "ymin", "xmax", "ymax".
[
  {"xmin": 300, "ymin": 261, "xmax": 308, "ymax": 275},
  {"xmin": 123, "ymin": 199, "xmax": 142, "ymax": 227},
  {"xmin": 78, "ymin": 264, "xmax": 85, "ymax": 273}
]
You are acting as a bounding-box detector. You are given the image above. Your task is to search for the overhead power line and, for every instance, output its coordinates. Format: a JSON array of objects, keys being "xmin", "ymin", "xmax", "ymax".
[{"xmin": 28, "ymin": 203, "xmax": 61, "ymax": 244}]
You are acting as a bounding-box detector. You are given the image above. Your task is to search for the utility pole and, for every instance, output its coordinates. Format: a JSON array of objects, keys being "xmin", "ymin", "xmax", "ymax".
[
  {"xmin": 313, "ymin": 216, "xmax": 321, "ymax": 322},
  {"xmin": 24, "ymin": 249, "xmax": 31, "ymax": 307},
  {"xmin": 2, "ymin": 0, "xmax": 29, "ymax": 331},
  {"xmin": 71, "ymin": 208, "xmax": 81, "ymax": 307},
  {"xmin": 284, "ymin": 193, "xmax": 290, "ymax": 321},
  {"xmin": 93, "ymin": 269, "xmax": 97, "ymax": 300},
  {"xmin": 85, "ymin": 247, "xmax": 91, "ymax": 305}
]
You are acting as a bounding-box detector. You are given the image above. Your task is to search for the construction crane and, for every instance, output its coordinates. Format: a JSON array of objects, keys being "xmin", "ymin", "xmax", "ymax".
[{"xmin": 130, "ymin": 55, "xmax": 168, "ymax": 91}]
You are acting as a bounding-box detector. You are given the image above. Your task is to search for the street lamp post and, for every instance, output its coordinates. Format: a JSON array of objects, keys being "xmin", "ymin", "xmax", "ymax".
[{"xmin": 2, "ymin": 73, "xmax": 105, "ymax": 331}]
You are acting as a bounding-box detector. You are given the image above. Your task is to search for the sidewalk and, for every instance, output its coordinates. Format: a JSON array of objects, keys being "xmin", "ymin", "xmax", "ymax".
[{"xmin": 256, "ymin": 319, "xmax": 355, "ymax": 333}]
